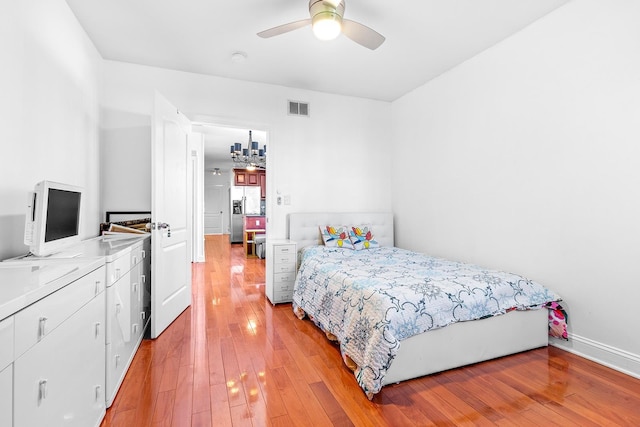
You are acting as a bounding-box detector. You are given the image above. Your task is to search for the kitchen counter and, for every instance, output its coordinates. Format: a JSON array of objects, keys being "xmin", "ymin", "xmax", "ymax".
[{"xmin": 243, "ymin": 215, "xmax": 266, "ymax": 257}]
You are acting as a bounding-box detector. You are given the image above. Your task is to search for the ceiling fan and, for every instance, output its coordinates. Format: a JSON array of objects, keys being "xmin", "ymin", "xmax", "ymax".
[{"xmin": 257, "ymin": 0, "xmax": 385, "ymax": 50}]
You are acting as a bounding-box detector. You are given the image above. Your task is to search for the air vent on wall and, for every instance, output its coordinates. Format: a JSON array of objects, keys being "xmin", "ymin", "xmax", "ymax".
[{"xmin": 288, "ymin": 100, "xmax": 309, "ymax": 117}]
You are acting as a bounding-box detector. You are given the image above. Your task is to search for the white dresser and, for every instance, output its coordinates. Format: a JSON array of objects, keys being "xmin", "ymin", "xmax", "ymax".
[
  {"xmin": 0, "ymin": 314, "xmax": 15, "ymax": 427},
  {"xmin": 265, "ymin": 240, "xmax": 297, "ymax": 304},
  {"xmin": 1, "ymin": 233, "xmax": 151, "ymax": 427},
  {"xmin": 49, "ymin": 235, "xmax": 151, "ymax": 407},
  {"xmin": 0, "ymin": 258, "xmax": 106, "ymax": 427},
  {"xmin": 103, "ymin": 236, "xmax": 150, "ymax": 407}
]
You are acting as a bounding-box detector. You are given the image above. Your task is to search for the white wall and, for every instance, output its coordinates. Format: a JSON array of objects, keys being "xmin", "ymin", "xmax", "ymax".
[
  {"xmin": 0, "ymin": 0, "xmax": 103, "ymax": 260},
  {"xmin": 101, "ymin": 61, "xmax": 393, "ymax": 240},
  {"xmin": 391, "ymin": 0, "xmax": 640, "ymax": 377},
  {"xmin": 100, "ymin": 109, "xmax": 151, "ymax": 216}
]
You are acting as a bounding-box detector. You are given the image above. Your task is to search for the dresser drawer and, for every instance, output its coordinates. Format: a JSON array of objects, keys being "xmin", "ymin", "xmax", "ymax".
[
  {"xmin": 13, "ymin": 293, "xmax": 105, "ymax": 427},
  {"xmin": 0, "ymin": 316, "xmax": 14, "ymax": 370},
  {"xmin": 130, "ymin": 243, "xmax": 144, "ymax": 267},
  {"xmin": 0, "ymin": 364, "xmax": 11, "ymax": 427},
  {"xmin": 14, "ymin": 266, "xmax": 104, "ymax": 358},
  {"xmin": 106, "ymin": 253, "xmax": 131, "ymax": 286}
]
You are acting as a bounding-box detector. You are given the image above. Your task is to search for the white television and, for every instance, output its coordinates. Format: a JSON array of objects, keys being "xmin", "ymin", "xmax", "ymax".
[{"xmin": 24, "ymin": 181, "xmax": 84, "ymax": 257}]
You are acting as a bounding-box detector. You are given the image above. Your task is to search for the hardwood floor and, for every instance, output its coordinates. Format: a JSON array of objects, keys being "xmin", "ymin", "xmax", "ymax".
[{"xmin": 102, "ymin": 235, "xmax": 640, "ymax": 426}]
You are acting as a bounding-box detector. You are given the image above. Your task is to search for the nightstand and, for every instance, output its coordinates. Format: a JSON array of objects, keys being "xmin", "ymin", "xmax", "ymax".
[{"xmin": 265, "ymin": 240, "xmax": 297, "ymax": 304}]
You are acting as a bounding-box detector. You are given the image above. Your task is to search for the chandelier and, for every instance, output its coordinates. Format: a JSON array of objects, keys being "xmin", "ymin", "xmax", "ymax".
[{"xmin": 230, "ymin": 130, "xmax": 266, "ymax": 170}]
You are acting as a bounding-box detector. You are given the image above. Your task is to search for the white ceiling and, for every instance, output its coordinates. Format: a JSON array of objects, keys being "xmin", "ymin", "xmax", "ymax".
[
  {"xmin": 65, "ymin": 0, "xmax": 569, "ymax": 102},
  {"xmin": 64, "ymin": 0, "xmax": 569, "ymax": 166}
]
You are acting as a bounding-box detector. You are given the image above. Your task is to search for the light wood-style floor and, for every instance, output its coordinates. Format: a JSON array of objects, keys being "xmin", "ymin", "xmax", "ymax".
[{"xmin": 101, "ymin": 235, "xmax": 640, "ymax": 426}]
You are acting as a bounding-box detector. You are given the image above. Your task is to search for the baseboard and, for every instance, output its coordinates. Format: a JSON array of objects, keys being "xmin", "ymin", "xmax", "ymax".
[{"xmin": 550, "ymin": 333, "xmax": 640, "ymax": 380}]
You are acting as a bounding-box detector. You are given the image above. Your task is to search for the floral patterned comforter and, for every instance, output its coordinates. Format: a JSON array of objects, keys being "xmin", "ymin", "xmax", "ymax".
[{"xmin": 292, "ymin": 245, "xmax": 564, "ymax": 398}]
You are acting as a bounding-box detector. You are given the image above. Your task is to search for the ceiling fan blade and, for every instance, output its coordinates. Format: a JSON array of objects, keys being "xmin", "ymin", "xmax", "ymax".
[
  {"xmin": 257, "ymin": 19, "xmax": 312, "ymax": 38},
  {"xmin": 342, "ymin": 19, "xmax": 385, "ymax": 50}
]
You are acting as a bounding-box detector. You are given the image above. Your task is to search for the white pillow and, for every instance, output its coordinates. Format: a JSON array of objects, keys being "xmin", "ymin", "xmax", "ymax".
[
  {"xmin": 319, "ymin": 225, "xmax": 354, "ymax": 249},
  {"xmin": 348, "ymin": 225, "xmax": 379, "ymax": 250}
]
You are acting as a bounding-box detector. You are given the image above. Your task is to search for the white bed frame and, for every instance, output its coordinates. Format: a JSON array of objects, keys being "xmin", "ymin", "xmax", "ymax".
[{"xmin": 288, "ymin": 212, "xmax": 548, "ymax": 387}]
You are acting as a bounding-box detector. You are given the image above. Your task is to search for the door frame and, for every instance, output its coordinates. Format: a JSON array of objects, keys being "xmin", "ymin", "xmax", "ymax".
[
  {"xmin": 190, "ymin": 118, "xmax": 271, "ymax": 254},
  {"xmin": 190, "ymin": 131, "xmax": 205, "ymax": 262}
]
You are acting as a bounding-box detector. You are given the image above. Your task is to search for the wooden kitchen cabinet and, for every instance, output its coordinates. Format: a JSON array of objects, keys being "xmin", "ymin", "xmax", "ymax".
[
  {"xmin": 234, "ymin": 169, "xmax": 247, "ymax": 185},
  {"xmin": 247, "ymin": 172, "xmax": 259, "ymax": 185},
  {"xmin": 234, "ymin": 169, "xmax": 263, "ymax": 187},
  {"xmin": 259, "ymin": 171, "xmax": 266, "ymax": 198}
]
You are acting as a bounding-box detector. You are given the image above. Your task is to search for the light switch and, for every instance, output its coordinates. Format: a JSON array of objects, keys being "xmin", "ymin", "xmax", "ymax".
[{"xmin": 284, "ymin": 195, "xmax": 291, "ymax": 205}]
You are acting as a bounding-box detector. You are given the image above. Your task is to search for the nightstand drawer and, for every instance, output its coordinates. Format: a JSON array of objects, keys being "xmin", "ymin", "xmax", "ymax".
[
  {"xmin": 273, "ymin": 291, "xmax": 293, "ymax": 303},
  {"xmin": 275, "ymin": 282, "xmax": 294, "ymax": 293},
  {"xmin": 274, "ymin": 271, "xmax": 295, "ymax": 284},
  {"xmin": 266, "ymin": 240, "xmax": 297, "ymax": 305},
  {"xmin": 273, "ymin": 263, "xmax": 295, "ymax": 274},
  {"xmin": 273, "ymin": 251, "xmax": 296, "ymax": 265},
  {"xmin": 274, "ymin": 245, "xmax": 295, "ymax": 256}
]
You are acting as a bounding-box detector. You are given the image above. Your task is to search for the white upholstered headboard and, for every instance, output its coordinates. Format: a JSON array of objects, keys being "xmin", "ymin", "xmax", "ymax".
[{"xmin": 287, "ymin": 212, "xmax": 394, "ymax": 250}]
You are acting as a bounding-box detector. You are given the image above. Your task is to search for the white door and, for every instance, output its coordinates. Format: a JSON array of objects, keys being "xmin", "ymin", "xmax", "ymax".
[
  {"xmin": 151, "ymin": 92, "xmax": 192, "ymax": 339},
  {"xmin": 204, "ymin": 184, "xmax": 224, "ymax": 234}
]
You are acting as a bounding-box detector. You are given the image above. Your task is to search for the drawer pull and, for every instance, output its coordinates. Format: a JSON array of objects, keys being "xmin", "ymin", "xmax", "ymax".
[
  {"xmin": 38, "ymin": 317, "xmax": 48, "ymax": 339},
  {"xmin": 95, "ymin": 385, "xmax": 102, "ymax": 401},
  {"xmin": 132, "ymin": 282, "xmax": 138, "ymax": 293},
  {"xmin": 115, "ymin": 354, "xmax": 120, "ymax": 367},
  {"xmin": 141, "ymin": 311, "xmax": 146, "ymax": 320},
  {"xmin": 133, "ymin": 255, "xmax": 138, "ymax": 264},
  {"xmin": 95, "ymin": 280, "xmax": 102, "ymax": 295},
  {"xmin": 95, "ymin": 322, "xmax": 101, "ymax": 338},
  {"xmin": 38, "ymin": 379, "xmax": 48, "ymax": 402},
  {"xmin": 142, "ymin": 274, "xmax": 146, "ymax": 284},
  {"xmin": 141, "ymin": 249, "xmax": 146, "ymax": 259},
  {"xmin": 115, "ymin": 268, "xmax": 121, "ymax": 280},
  {"xmin": 116, "ymin": 303, "xmax": 121, "ymax": 314}
]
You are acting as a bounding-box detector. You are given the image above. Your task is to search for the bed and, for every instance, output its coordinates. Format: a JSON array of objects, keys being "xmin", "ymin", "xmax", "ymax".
[{"xmin": 287, "ymin": 212, "xmax": 566, "ymax": 399}]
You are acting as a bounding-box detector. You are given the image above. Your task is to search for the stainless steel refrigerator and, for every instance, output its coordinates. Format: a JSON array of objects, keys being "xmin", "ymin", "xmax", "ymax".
[{"xmin": 230, "ymin": 186, "xmax": 261, "ymax": 243}]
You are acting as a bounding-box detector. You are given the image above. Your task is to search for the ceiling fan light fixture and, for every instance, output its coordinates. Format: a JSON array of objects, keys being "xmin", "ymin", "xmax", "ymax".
[
  {"xmin": 312, "ymin": 13, "xmax": 342, "ymax": 40},
  {"xmin": 258, "ymin": 0, "xmax": 384, "ymax": 50}
]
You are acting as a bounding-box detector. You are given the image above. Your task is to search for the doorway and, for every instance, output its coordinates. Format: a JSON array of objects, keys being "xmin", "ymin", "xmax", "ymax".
[{"xmin": 192, "ymin": 122, "xmax": 269, "ymax": 253}]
